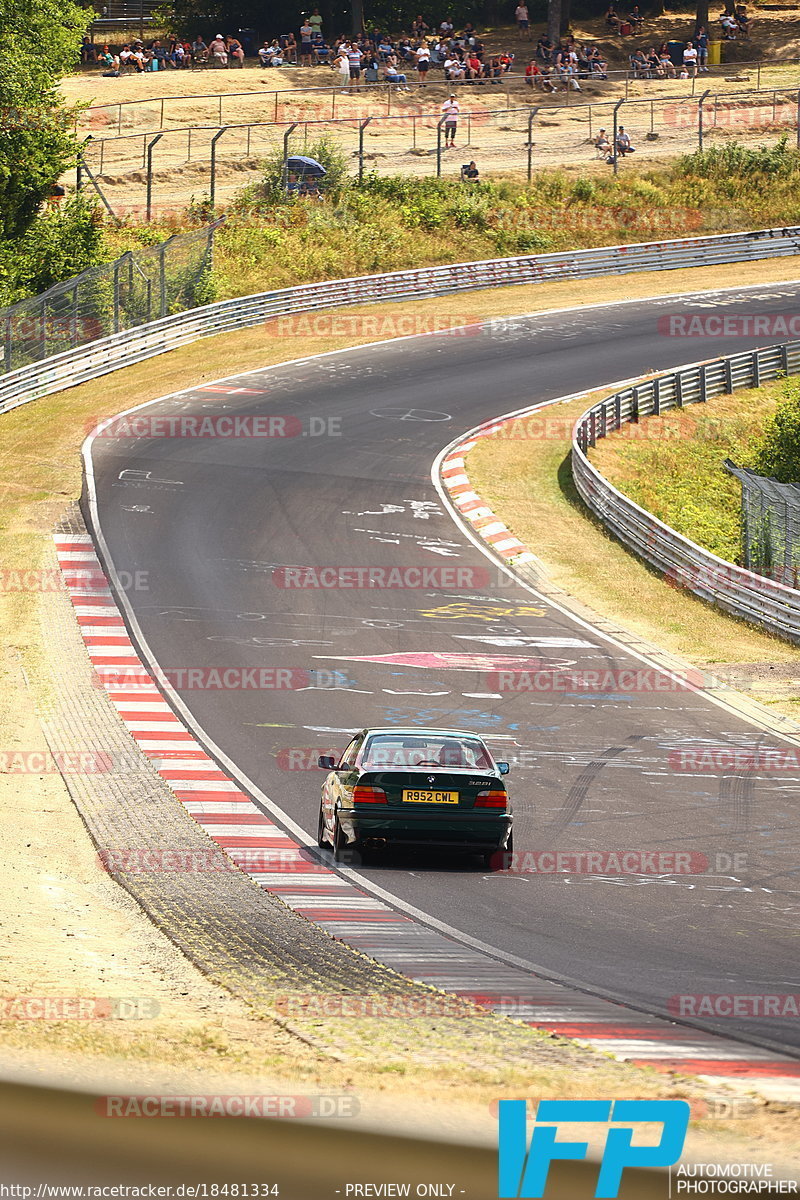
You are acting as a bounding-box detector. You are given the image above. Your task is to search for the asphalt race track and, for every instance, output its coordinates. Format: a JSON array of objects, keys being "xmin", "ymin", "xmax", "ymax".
[{"xmin": 86, "ymin": 283, "xmax": 800, "ymax": 1054}]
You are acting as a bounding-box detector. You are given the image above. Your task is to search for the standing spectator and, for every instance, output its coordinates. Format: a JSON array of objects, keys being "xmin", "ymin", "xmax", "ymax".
[
  {"xmin": 441, "ymin": 93, "xmax": 459, "ymax": 146},
  {"xmin": 308, "ymin": 6, "xmax": 323, "ymax": 36},
  {"xmin": 682, "ymin": 40, "xmax": 698, "ymax": 75},
  {"xmin": 334, "ymin": 45, "xmax": 350, "ymax": 88},
  {"xmin": 695, "ymin": 26, "xmax": 709, "ymax": 71},
  {"xmin": 346, "ymin": 39, "xmax": 363, "ymax": 90},
  {"xmin": 299, "ymin": 18, "xmax": 314, "ymax": 64},
  {"xmin": 515, "ymin": 2, "xmax": 530, "ymax": 39},
  {"xmin": 616, "ymin": 125, "xmax": 635, "ymax": 154},
  {"xmin": 415, "ymin": 40, "xmax": 431, "ymax": 83}
]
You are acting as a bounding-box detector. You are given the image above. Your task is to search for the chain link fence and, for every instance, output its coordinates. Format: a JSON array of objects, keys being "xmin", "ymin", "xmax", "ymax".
[
  {"xmin": 78, "ymin": 84, "xmax": 800, "ymax": 218},
  {"xmin": 726, "ymin": 460, "xmax": 800, "ymax": 587},
  {"xmin": 0, "ymin": 222, "xmax": 221, "ymax": 374}
]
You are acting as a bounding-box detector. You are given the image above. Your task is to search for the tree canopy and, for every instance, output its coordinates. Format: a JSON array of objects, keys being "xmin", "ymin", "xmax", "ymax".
[{"xmin": 0, "ymin": 0, "xmax": 86, "ymax": 241}]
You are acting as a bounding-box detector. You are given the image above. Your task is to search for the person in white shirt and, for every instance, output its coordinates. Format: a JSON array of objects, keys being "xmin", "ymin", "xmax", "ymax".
[
  {"xmin": 515, "ymin": 3, "xmax": 530, "ymax": 38},
  {"xmin": 441, "ymin": 94, "xmax": 460, "ymax": 147},
  {"xmin": 415, "ymin": 42, "xmax": 430, "ymax": 84},
  {"xmin": 334, "ymin": 47, "xmax": 350, "ymax": 89},
  {"xmin": 682, "ymin": 41, "xmax": 698, "ymax": 75},
  {"xmin": 616, "ymin": 125, "xmax": 635, "ymax": 155}
]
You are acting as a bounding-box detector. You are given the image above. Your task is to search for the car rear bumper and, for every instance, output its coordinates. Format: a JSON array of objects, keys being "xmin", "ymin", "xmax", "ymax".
[{"xmin": 340, "ymin": 807, "xmax": 512, "ymax": 850}]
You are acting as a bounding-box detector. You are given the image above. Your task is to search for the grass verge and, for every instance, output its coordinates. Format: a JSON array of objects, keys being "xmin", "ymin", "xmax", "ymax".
[{"xmin": 589, "ymin": 381, "xmax": 782, "ymax": 563}]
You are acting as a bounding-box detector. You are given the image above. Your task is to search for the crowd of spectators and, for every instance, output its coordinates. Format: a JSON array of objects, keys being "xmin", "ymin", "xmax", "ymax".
[
  {"xmin": 255, "ymin": 18, "xmax": 517, "ymax": 89},
  {"xmin": 525, "ymin": 37, "xmax": 608, "ymax": 90},
  {"xmin": 81, "ymin": 2, "xmax": 753, "ymax": 82}
]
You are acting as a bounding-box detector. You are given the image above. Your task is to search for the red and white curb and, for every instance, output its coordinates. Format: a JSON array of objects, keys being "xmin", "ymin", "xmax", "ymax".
[
  {"xmin": 440, "ymin": 434, "xmax": 534, "ymax": 566},
  {"xmin": 55, "ymin": 532, "xmax": 800, "ymax": 1100}
]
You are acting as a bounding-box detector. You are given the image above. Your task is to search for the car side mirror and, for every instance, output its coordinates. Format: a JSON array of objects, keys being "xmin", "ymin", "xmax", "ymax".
[
  {"xmin": 496, "ymin": 761, "xmax": 510, "ymax": 775},
  {"xmin": 318, "ymin": 755, "xmax": 336, "ymax": 770}
]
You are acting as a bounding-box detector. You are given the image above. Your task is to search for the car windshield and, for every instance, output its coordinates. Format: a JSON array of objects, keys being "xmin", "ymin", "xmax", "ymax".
[{"xmin": 361, "ymin": 734, "xmax": 493, "ymax": 770}]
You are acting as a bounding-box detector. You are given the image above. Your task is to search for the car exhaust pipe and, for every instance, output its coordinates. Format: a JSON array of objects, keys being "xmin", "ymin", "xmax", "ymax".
[{"xmin": 363, "ymin": 837, "xmax": 388, "ymax": 851}]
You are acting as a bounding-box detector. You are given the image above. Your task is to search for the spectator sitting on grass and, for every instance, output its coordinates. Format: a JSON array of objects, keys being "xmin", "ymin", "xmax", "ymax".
[
  {"xmin": 461, "ymin": 159, "xmax": 480, "ymax": 181},
  {"xmin": 628, "ymin": 4, "xmax": 644, "ymax": 27},
  {"xmin": 658, "ymin": 45, "xmax": 676, "ymax": 76},
  {"xmin": 81, "ymin": 35, "xmax": 97, "ymax": 64},
  {"xmin": 536, "ymin": 34, "xmax": 553, "ymax": 61},
  {"xmin": 595, "ymin": 128, "xmax": 612, "ymax": 153},
  {"xmin": 720, "ymin": 11, "xmax": 738, "ymax": 38},
  {"xmin": 208, "ymin": 34, "xmax": 228, "ymax": 65},
  {"xmin": 736, "ymin": 6, "xmax": 751, "ymax": 35},
  {"xmin": 227, "ymin": 35, "xmax": 245, "ymax": 65},
  {"xmin": 605, "ymin": 4, "xmax": 621, "ymax": 31},
  {"xmin": 384, "ymin": 59, "xmax": 410, "ymax": 88},
  {"xmin": 259, "ymin": 41, "xmax": 284, "ymax": 66},
  {"xmin": 616, "ymin": 125, "xmax": 635, "ymax": 154}
]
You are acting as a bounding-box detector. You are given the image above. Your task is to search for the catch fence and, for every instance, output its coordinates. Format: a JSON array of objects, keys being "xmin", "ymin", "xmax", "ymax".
[
  {"xmin": 726, "ymin": 460, "xmax": 800, "ymax": 587},
  {"xmin": 78, "ymin": 84, "xmax": 800, "ymax": 218},
  {"xmin": 0, "ymin": 221, "xmax": 220, "ymax": 374}
]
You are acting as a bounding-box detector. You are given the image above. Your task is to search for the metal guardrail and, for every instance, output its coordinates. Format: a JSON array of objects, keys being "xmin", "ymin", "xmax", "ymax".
[
  {"xmin": 2, "ymin": 224, "xmax": 800, "ymax": 419},
  {"xmin": 572, "ymin": 341, "xmax": 800, "ymax": 643}
]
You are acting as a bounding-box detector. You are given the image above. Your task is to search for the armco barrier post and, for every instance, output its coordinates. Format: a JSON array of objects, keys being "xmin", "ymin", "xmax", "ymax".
[{"xmin": 436, "ymin": 116, "xmax": 446, "ymax": 177}]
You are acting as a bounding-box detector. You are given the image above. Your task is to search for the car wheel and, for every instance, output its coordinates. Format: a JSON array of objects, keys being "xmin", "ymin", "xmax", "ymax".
[
  {"xmin": 333, "ymin": 814, "xmax": 348, "ymax": 863},
  {"xmin": 316, "ymin": 803, "xmax": 329, "ymax": 848}
]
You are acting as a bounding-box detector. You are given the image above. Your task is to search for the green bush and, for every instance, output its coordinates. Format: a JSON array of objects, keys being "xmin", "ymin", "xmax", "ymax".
[
  {"xmin": 750, "ymin": 378, "xmax": 800, "ymax": 482},
  {"xmin": 0, "ymin": 194, "xmax": 105, "ymax": 307}
]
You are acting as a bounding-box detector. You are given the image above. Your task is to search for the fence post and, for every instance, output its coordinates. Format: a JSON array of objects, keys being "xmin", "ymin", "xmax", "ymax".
[
  {"xmin": 282, "ymin": 123, "xmax": 298, "ymax": 192},
  {"xmin": 4, "ymin": 316, "xmax": 12, "ymax": 374},
  {"xmin": 612, "ymin": 97, "xmax": 625, "ymax": 175},
  {"xmin": 436, "ymin": 116, "xmax": 446, "ymax": 177},
  {"xmin": 699, "ymin": 363, "xmax": 707, "ymax": 403},
  {"xmin": 40, "ymin": 294, "xmax": 46, "ymax": 361},
  {"xmin": 113, "ymin": 257, "xmax": 122, "ymax": 333},
  {"xmin": 653, "ymin": 376, "xmax": 660, "ymax": 415},
  {"xmin": 527, "ymin": 108, "xmax": 538, "ymax": 183},
  {"xmin": 159, "ymin": 243, "xmax": 168, "ymax": 319},
  {"xmin": 796, "ymin": 89, "xmax": 800, "ymax": 148},
  {"xmin": 209, "ymin": 127, "xmax": 226, "ymax": 209},
  {"xmin": 753, "ymin": 349, "xmax": 761, "ymax": 387},
  {"xmin": 698, "ymin": 89, "xmax": 711, "ymax": 150},
  {"xmin": 145, "ymin": 132, "xmax": 163, "ymax": 222},
  {"xmin": 358, "ymin": 117, "xmax": 372, "ymax": 181},
  {"xmin": 71, "ymin": 284, "xmax": 79, "ymax": 348}
]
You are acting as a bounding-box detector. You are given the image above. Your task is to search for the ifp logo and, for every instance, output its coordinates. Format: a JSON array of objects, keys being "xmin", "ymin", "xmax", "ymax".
[{"xmin": 498, "ymin": 1099, "xmax": 690, "ymax": 1198}]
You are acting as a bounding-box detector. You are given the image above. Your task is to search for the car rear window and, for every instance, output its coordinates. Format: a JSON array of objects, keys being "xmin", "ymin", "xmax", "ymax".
[{"xmin": 361, "ymin": 735, "xmax": 493, "ymax": 770}]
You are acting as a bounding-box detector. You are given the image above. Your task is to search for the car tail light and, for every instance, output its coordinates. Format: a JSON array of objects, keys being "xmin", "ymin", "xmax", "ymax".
[
  {"xmin": 353, "ymin": 785, "xmax": 387, "ymax": 805},
  {"xmin": 475, "ymin": 790, "xmax": 507, "ymax": 809}
]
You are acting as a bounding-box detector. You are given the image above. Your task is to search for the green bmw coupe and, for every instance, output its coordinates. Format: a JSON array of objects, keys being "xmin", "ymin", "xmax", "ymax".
[{"xmin": 317, "ymin": 727, "xmax": 513, "ymax": 869}]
